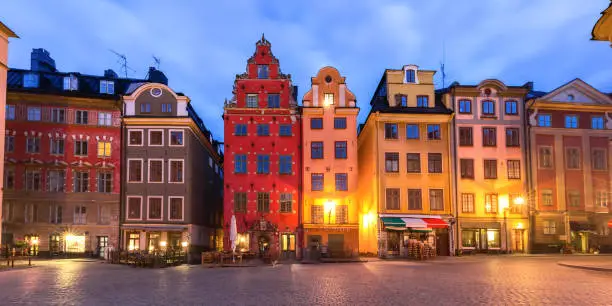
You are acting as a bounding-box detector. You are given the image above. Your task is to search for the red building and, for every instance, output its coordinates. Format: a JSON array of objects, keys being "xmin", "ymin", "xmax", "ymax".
[
  {"xmin": 223, "ymin": 35, "xmax": 300, "ymax": 259},
  {"xmin": 527, "ymin": 79, "xmax": 612, "ymax": 253}
]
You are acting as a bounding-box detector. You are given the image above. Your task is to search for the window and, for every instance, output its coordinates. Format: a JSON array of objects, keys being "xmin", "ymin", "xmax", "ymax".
[
  {"xmin": 23, "ymin": 73, "xmax": 39, "ymax": 88},
  {"xmin": 170, "ymin": 130, "xmax": 184, "ymax": 146},
  {"xmin": 127, "ymin": 197, "xmax": 142, "ymax": 220},
  {"xmin": 97, "ymin": 172, "xmax": 112, "ymax": 193},
  {"xmin": 429, "ymin": 189, "xmax": 444, "ymax": 211},
  {"xmin": 428, "ymin": 153, "xmax": 442, "ymax": 173},
  {"xmin": 279, "ymin": 124, "xmax": 291, "ymax": 136},
  {"xmin": 335, "ymin": 141, "xmax": 347, "ymax": 159},
  {"xmin": 234, "ymin": 124, "xmax": 247, "ymax": 136},
  {"xmin": 461, "ymin": 193, "xmax": 475, "ymax": 213},
  {"xmin": 48, "ymin": 170, "xmax": 65, "ymax": 192},
  {"xmin": 405, "ymin": 69, "xmax": 416, "ymax": 83},
  {"xmin": 51, "ymin": 108, "xmax": 65, "ymax": 123},
  {"xmin": 564, "ymin": 115, "xmax": 580, "ymax": 129},
  {"xmin": 148, "ymin": 197, "xmax": 162, "ymax": 220},
  {"xmin": 98, "ymin": 112, "xmax": 112, "ymax": 126},
  {"xmin": 596, "ymin": 191, "xmax": 609, "ymax": 208},
  {"xmin": 312, "ymin": 206, "xmax": 324, "ymax": 224},
  {"xmin": 26, "ymin": 137, "xmax": 40, "ymax": 153},
  {"xmin": 541, "ymin": 190, "xmax": 553, "ymax": 206},
  {"xmin": 459, "ymin": 127, "xmax": 473, "ymax": 146},
  {"xmin": 27, "ymin": 107, "xmax": 41, "ymax": 121},
  {"xmin": 311, "ymin": 173, "xmax": 324, "ymax": 191},
  {"xmin": 417, "ymin": 96, "xmax": 428, "ymax": 107},
  {"xmin": 400, "ymin": 95, "xmax": 407, "ymax": 107},
  {"xmin": 169, "ymin": 197, "xmax": 184, "ymax": 220},
  {"xmin": 385, "ymin": 123, "xmax": 398, "ymax": 139},
  {"xmin": 311, "ymin": 118, "xmax": 323, "ymax": 129},
  {"xmin": 257, "ymin": 124, "xmax": 269, "ymax": 136},
  {"xmin": 279, "ymin": 155, "xmax": 292, "ymax": 174},
  {"xmin": 147, "ymin": 130, "xmax": 163, "ymax": 146},
  {"xmin": 257, "ymin": 65, "xmax": 269, "ymax": 79},
  {"xmin": 75, "ymin": 110, "xmax": 88, "ymax": 125},
  {"xmin": 506, "ymin": 128, "xmax": 520, "ymax": 147},
  {"xmin": 234, "ymin": 192, "xmax": 247, "ymax": 213},
  {"xmin": 267, "ymin": 94, "xmax": 280, "ymax": 108},
  {"xmin": 99, "ymin": 80, "xmax": 114, "ymax": 94},
  {"xmin": 246, "ymin": 94, "xmax": 258, "ymax": 108},
  {"xmin": 149, "ymin": 159, "xmax": 163, "ymax": 183},
  {"xmin": 6, "ymin": 105, "xmax": 15, "ymax": 120},
  {"xmin": 539, "ymin": 147, "xmax": 553, "ymax": 169},
  {"xmin": 538, "ymin": 114, "xmax": 552, "ymax": 127},
  {"xmin": 485, "ymin": 194, "xmax": 498, "ymax": 213},
  {"xmin": 50, "ymin": 205, "xmax": 63, "ymax": 224},
  {"xmin": 140, "ymin": 103, "xmax": 151, "ymax": 113},
  {"xmin": 334, "ymin": 117, "xmax": 347, "ymax": 129},
  {"xmin": 73, "ymin": 171, "xmax": 89, "ymax": 192},
  {"xmin": 25, "ymin": 169, "xmax": 42, "ymax": 191},
  {"xmin": 97, "ymin": 141, "xmax": 111, "ymax": 157},
  {"xmin": 484, "ymin": 160, "xmax": 497, "ymax": 179},
  {"xmin": 386, "ymin": 188, "xmax": 400, "ymax": 210},
  {"xmin": 63, "ymin": 75, "xmax": 78, "ymax": 91},
  {"xmin": 385, "ymin": 152, "xmax": 399, "ymax": 173},
  {"xmin": 408, "ymin": 189, "xmax": 422, "ymax": 210},
  {"xmin": 74, "ymin": 140, "xmax": 88, "ymax": 156},
  {"xmin": 128, "ymin": 159, "xmax": 143, "ymax": 182},
  {"xmin": 335, "ymin": 173, "xmax": 348, "ymax": 191},
  {"xmin": 406, "ymin": 124, "xmax": 419, "ymax": 139},
  {"xmin": 592, "ymin": 116, "xmax": 604, "ymax": 129},
  {"xmin": 73, "ymin": 206, "xmax": 87, "ymax": 224},
  {"xmin": 25, "ymin": 204, "xmax": 38, "ymax": 223},
  {"xmin": 482, "ymin": 100, "xmax": 495, "ymax": 116},
  {"xmin": 458, "ymin": 100, "xmax": 472, "ymax": 114},
  {"xmin": 128, "ymin": 130, "xmax": 143, "ymax": 146},
  {"xmin": 543, "ymin": 221, "xmax": 556, "ymax": 235},
  {"xmin": 256, "ymin": 155, "xmax": 270, "ymax": 174},
  {"xmin": 324, "ymin": 93, "xmax": 334, "ymax": 106},
  {"xmin": 427, "ymin": 124, "xmax": 441, "ymax": 140},
  {"xmin": 592, "ymin": 149, "xmax": 607, "ymax": 170},
  {"xmin": 257, "ymin": 193, "xmax": 270, "ymax": 212},
  {"xmin": 161, "ymin": 103, "xmax": 172, "ymax": 113},
  {"xmin": 234, "ymin": 154, "xmax": 247, "ymax": 173},
  {"xmin": 311, "ymin": 142, "xmax": 323, "ymax": 159},
  {"xmin": 505, "ymin": 101, "xmax": 518, "ymax": 115},
  {"xmin": 568, "ymin": 191, "xmax": 581, "ymax": 207},
  {"xmin": 460, "ymin": 159, "xmax": 474, "ymax": 179},
  {"xmin": 169, "ymin": 160, "xmax": 184, "ymax": 183},
  {"xmin": 507, "ymin": 160, "xmax": 521, "ymax": 179},
  {"xmin": 482, "ymin": 127, "xmax": 496, "ymax": 147},
  {"xmin": 336, "ymin": 205, "xmax": 348, "ymax": 224},
  {"xmin": 565, "ymin": 148, "xmax": 580, "ymax": 169},
  {"xmin": 5, "ymin": 136, "xmax": 14, "ymax": 153},
  {"xmin": 407, "ymin": 153, "xmax": 421, "ymax": 173},
  {"xmin": 280, "ymin": 193, "xmax": 292, "ymax": 213}
]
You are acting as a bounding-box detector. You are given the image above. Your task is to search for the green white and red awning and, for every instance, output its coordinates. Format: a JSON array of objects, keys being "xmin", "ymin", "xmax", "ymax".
[{"xmin": 380, "ymin": 216, "xmax": 449, "ymax": 232}]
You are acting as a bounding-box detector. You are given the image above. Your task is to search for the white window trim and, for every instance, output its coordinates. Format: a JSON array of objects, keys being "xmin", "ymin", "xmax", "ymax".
[
  {"xmin": 168, "ymin": 196, "xmax": 185, "ymax": 221},
  {"xmin": 168, "ymin": 129, "xmax": 185, "ymax": 147},
  {"xmin": 128, "ymin": 129, "xmax": 144, "ymax": 147},
  {"xmin": 148, "ymin": 158, "xmax": 164, "ymax": 183},
  {"xmin": 97, "ymin": 112, "xmax": 112, "ymax": 126},
  {"xmin": 538, "ymin": 146, "xmax": 554, "ymax": 169},
  {"xmin": 97, "ymin": 141, "xmax": 112, "ymax": 158},
  {"xmin": 592, "ymin": 148, "xmax": 608, "ymax": 171},
  {"xmin": 147, "ymin": 196, "xmax": 164, "ymax": 221},
  {"xmin": 168, "ymin": 158, "xmax": 185, "ymax": 184},
  {"xmin": 75, "ymin": 110, "xmax": 89, "ymax": 125},
  {"xmin": 565, "ymin": 146, "xmax": 581, "ymax": 170},
  {"xmin": 126, "ymin": 196, "xmax": 143, "ymax": 221},
  {"xmin": 148, "ymin": 129, "xmax": 165, "ymax": 147},
  {"xmin": 127, "ymin": 158, "xmax": 144, "ymax": 183}
]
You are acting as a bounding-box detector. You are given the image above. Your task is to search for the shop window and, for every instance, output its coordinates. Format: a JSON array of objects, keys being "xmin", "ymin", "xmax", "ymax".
[
  {"xmin": 486, "ymin": 230, "xmax": 500, "ymax": 248},
  {"xmin": 543, "ymin": 221, "xmax": 556, "ymax": 235},
  {"xmin": 461, "ymin": 230, "xmax": 478, "ymax": 248},
  {"xmin": 128, "ymin": 233, "xmax": 140, "ymax": 251},
  {"xmin": 65, "ymin": 235, "xmax": 85, "ymax": 253},
  {"xmin": 281, "ymin": 234, "xmax": 295, "ymax": 251}
]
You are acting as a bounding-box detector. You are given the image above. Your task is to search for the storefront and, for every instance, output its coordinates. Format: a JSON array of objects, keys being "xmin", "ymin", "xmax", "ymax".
[
  {"xmin": 460, "ymin": 222, "xmax": 501, "ymax": 253},
  {"xmin": 569, "ymin": 221, "xmax": 595, "ymax": 253},
  {"xmin": 121, "ymin": 226, "xmax": 188, "ymax": 253},
  {"xmin": 303, "ymin": 225, "xmax": 359, "ymax": 259},
  {"xmin": 378, "ymin": 216, "xmax": 450, "ymax": 258}
]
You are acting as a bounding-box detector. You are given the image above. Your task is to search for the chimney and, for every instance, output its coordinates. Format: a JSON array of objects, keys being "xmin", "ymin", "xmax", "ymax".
[
  {"xmin": 292, "ymin": 85, "xmax": 298, "ymax": 102},
  {"xmin": 31, "ymin": 48, "xmax": 57, "ymax": 72},
  {"xmin": 104, "ymin": 69, "xmax": 118, "ymax": 79},
  {"xmin": 147, "ymin": 67, "xmax": 168, "ymax": 85},
  {"xmin": 523, "ymin": 81, "xmax": 534, "ymax": 91}
]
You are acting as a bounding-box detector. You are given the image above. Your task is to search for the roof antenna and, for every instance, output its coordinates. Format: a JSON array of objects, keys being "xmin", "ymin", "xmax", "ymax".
[
  {"xmin": 440, "ymin": 41, "xmax": 447, "ymax": 88},
  {"xmin": 152, "ymin": 55, "xmax": 161, "ymax": 70},
  {"xmin": 109, "ymin": 49, "xmax": 136, "ymax": 78}
]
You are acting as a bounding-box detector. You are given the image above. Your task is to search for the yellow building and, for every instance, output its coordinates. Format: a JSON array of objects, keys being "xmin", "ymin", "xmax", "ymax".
[
  {"xmin": 301, "ymin": 67, "xmax": 360, "ymax": 259},
  {"xmin": 358, "ymin": 65, "xmax": 454, "ymax": 257},
  {"xmin": 592, "ymin": 1, "xmax": 612, "ymax": 45}
]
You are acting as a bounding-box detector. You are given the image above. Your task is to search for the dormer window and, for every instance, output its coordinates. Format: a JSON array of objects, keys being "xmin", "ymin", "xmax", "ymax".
[
  {"xmin": 100, "ymin": 80, "xmax": 115, "ymax": 94},
  {"xmin": 63, "ymin": 75, "xmax": 78, "ymax": 91},
  {"xmin": 405, "ymin": 69, "xmax": 416, "ymax": 83},
  {"xmin": 257, "ymin": 65, "xmax": 269, "ymax": 79},
  {"xmin": 23, "ymin": 73, "xmax": 39, "ymax": 88}
]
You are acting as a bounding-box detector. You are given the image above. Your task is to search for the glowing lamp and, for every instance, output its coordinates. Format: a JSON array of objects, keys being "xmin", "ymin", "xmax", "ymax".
[
  {"xmin": 514, "ymin": 196, "xmax": 525, "ymax": 205},
  {"xmin": 181, "ymin": 241, "xmax": 189, "ymax": 248},
  {"xmin": 160, "ymin": 241, "xmax": 167, "ymax": 247},
  {"xmin": 31, "ymin": 238, "xmax": 39, "ymax": 246}
]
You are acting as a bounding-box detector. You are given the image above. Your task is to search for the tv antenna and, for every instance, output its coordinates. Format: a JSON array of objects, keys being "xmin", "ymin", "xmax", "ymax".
[
  {"xmin": 109, "ymin": 49, "xmax": 136, "ymax": 78},
  {"xmin": 152, "ymin": 56, "xmax": 161, "ymax": 70},
  {"xmin": 440, "ymin": 41, "xmax": 447, "ymax": 88}
]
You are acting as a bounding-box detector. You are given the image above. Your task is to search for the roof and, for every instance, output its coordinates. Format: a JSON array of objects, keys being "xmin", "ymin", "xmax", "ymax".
[
  {"xmin": 0, "ymin": 21, "xmax": 18, "ymax": 38},
  {"xmin": 369, "ymin": 94, "xmax": 453, "ymax": 115}
]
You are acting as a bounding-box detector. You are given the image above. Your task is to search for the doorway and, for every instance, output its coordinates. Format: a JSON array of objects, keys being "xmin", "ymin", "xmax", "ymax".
[
  {"xmin": 436, "ymin": 229, "xmax": 450, "ymax": 256},
  {"xmin": 97, "ymin": 236, "xmax": 108, "ymax": 258},
  {"xmin": 328, "ymin": 234, "xmax": 345, "ymax": 258},
  {"xmin": 513, "ymin": 229, "xmax": 525, "ymax": 253},
  {"xmin": 307, "ymin": 235, "xmax": 322, "ymax": 260},
  {"xmin": 281, "ymin": 234, "xmax": 295, "ymax": 259}
]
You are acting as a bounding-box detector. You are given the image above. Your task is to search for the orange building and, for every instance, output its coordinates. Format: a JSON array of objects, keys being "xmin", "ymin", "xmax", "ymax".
[{"xmin": 301, "ymin": 67, "xmax": 359, "ymax": 259}]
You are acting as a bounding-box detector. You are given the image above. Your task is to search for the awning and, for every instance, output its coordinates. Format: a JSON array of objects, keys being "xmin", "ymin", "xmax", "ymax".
[
  {"xmin": 422, "ymin": 218, "xmax": 449, "ymax": 228},
  {"xmin": 381, "ymin": 217, "xmax": 405, "ymax": 228},
  {"xmin": 401, "ymin": 218, "xmax": 428, "ymax": 228},
  {"xmin": 570, "ymin": 221, "xmax": 595, "ymax": 232}
]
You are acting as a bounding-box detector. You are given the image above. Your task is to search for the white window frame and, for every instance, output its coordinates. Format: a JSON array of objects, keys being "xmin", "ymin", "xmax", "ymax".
[
  {"xmin": 99, "ymin": 80, "xmax": 115, "ymax": 94},
  {"xmin": 148, "ymin": 129, "xmax": 164, "ymax": 147},
  {"xmin": 246, "ymin": 94, "xmax": 258, "ymax": 108},
  {"xmin": 63, "ymin": 75, "xmax": 78, "ymax": 91},
  {"xmin": 148, "ymin": 158, "xmax": 164, "ymax": 183},
  {"xmin": 27, "ymin": 107, "xmax": 41, "ymax": 121},
  {"xmin": 596, "ymin": 191, "xmax": 609, "ymax": 208},
  {"xmin": 75, "ymin": 110, "xmax": 89, "ymax": 125},
  {"xmin": 126, "ymin": 196, "xmax": 143, "ymax": 221},
  {"xmin": 538, "ymin": 146, "xmax": 554, "ymax": 169},
  {"xmin": 97, "ymin": 112, "xmax": 112, "ymax": 126},
  {"xmin": 147, "ymin": 196, "xmax": 164, "ymax": 221},
  {"xmin": 168, "ymin": 159, "xmax": 185, "ymax": 184},
  {"xmin": 128, "ymin": 129, "xmax": 144, "ymax": 146},
  {"xmin": 51, "ymin": 108, "xmax": 65, "ymax": 123},
  {"xmin": 168, "ymin": 129, "xmax": 185, "ymax": 147},
  {"xmin": 127, "ymin": 158, "xmax": 144, "ymax": 183},
  {"xmin": 168, "ymin": 196, "xmax": 185, "ymax": 221},
  {"xmin": 6, "ymin": 105, "xmax": 15, "ymax": 120}
]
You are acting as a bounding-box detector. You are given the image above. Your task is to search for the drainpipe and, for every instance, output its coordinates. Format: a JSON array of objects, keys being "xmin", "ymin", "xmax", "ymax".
[
  {"xmin": 525, "ymin": 98, "xmax": 535, "ymax": 253},
  {"xmin": 375, "ymin": 114, "xmax": 381, "ymax": 257},
  {"xmin": 449, "ymin": 89, "xmax": 459, "ymax": 256}
]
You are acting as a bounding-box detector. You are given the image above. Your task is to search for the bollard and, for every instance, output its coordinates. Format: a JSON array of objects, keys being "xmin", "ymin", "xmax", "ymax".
[
  {"xmin": 28, "ymin": 256, "xmax": 31, "ymax": 266},
  {"xmin": 11, "ymin": 257, "xmax": 14, "ymax": 268}
]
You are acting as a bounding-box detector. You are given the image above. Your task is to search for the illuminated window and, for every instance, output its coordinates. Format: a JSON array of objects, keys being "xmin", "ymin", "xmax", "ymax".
[
  {"xmin": 461, "ymin": 193, "xmax": 474, "ymax": 213},
  {"xmin": 324, "ymin": 93, "xmax": 334, "ymax": 106},
  {"xmin": 97, "ymin": 141, "xmax": 111, "ymax": 157},
  {"xmin": 507, "ymin": 160, "xmax": 521, "ymax": 179},
  {"xmin": 485, "ymin": 194, "xmax": 498, "ymax": 213},
  {"xmin": 543, "ymin": 221, "xmax": 556, "ymax": 235}
]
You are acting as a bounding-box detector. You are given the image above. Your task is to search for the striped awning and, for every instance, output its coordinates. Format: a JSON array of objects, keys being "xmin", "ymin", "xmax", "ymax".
[
  {"xmin": 381, "ymin": 217, "xmax": 405, "ymax": 227},
  {"xmin": 401, "ymin": 218, "xmax": 428, "ymax": 228}
]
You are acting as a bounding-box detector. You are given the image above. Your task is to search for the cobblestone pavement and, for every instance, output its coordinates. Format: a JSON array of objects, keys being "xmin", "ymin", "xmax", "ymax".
[{"xmin": 0, "ymin": 256, "xmax": 611, "ymax": 305}]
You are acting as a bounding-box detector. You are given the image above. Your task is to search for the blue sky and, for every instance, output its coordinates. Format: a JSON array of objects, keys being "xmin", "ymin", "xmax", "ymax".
[{"xmin": 2, "ymin": 0, "xmax": 611, "ymax": 141}]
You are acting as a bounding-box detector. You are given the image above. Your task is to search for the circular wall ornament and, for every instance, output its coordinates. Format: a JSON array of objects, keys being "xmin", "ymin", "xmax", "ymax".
[
  {"xmin": 325, "ymin": 75, "xmax": 332, "ymax": 83},
  {"xmin": 150, "ymin": 87, "xmax": 162, "ymax": 97}
]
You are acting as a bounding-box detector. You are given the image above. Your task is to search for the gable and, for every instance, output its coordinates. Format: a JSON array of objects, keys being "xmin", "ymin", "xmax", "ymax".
[{"xmin": 542, "ymin": 79, "xmax": 612, "ymax": 105}]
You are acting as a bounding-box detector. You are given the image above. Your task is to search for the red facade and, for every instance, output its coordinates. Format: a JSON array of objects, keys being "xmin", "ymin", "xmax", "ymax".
[{"xmin": 223, "ymin": 36, "xmax": 301, "ymax": 257}]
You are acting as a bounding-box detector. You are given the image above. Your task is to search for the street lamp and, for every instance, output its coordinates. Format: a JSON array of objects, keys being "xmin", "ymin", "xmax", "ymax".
[{"xmin": 324, "ymin": 200, "xmax": 335, "ymax": 225}]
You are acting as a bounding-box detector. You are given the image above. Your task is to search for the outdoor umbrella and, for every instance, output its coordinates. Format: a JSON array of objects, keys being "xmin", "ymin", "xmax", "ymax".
[{"xmin": 230, "ymin": 215, "xmax": 237, "ymax": 263}]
